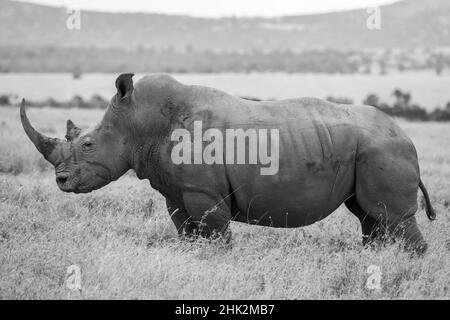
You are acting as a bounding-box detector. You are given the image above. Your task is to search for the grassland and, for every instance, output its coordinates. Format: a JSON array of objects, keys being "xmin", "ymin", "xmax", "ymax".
[{"xmin": 0, "ymin": 106, "xmax": 449, "ymax": 299}]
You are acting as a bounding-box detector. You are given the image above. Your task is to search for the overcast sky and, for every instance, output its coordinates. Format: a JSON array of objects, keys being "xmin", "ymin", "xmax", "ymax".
[{"xmin": 17, "ymin": 0, "xmax": 400, "ymax": 17}]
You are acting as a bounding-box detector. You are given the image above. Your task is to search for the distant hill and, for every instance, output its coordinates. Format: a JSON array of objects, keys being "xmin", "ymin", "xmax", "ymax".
[{"xmin": 0, "ymin": 0, "xmax": 449, "ymax": 51}]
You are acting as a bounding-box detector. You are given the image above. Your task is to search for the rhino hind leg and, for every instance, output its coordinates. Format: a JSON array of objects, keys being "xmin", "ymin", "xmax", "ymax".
[
  {"xmin": 346, "ymin": 195, "xmax": 427, "ymax": 254},
  {"xmin": 353, "ymin": 146, "xmax": 428, "ymax": 254},
  {"xmin": 345, "ymin": 195, "xmax": 387, "ymax": 245},
  {"xmin": 391, "ymin": 215, "xmax": 428, "ymax": 254}
]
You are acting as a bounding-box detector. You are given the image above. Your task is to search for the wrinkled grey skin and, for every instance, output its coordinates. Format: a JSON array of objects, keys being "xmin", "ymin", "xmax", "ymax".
[{"xmin": 21, "ymin": 73, "xmax": 436, "ymax": 254}]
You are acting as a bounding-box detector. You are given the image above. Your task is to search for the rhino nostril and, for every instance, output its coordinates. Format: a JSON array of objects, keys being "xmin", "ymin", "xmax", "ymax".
[{"xmin": 56, "ymin": 174, "xmax": 69, "ymax": 185}]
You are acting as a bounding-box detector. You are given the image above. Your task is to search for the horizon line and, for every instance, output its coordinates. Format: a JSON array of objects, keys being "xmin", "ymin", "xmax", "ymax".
[{"xmin": 12, "ymin": 0, "xmax": 401, "ymax": 19}]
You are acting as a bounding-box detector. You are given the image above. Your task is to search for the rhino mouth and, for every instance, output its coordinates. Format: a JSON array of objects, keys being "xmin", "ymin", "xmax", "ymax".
[
  {"xmin": 56, "ymin": 173, "xmax": 69, "ymax": 186},
  {"xmin": 55, "ymin": 169, "xmax": 109, "ymax": 194},
  {"xmin": 56, "ymin": 179, "xmax": 87, "ymax": 194},
  {"xmin": 55, "ymin": 171, "xmax": 78, "ymax": 192}
]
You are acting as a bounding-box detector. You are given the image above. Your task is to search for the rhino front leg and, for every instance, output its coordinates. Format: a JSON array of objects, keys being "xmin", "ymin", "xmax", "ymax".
[
  {"xmin": 165, "ymin": 198, "xmax": 199, "ymax": 238},
  {"xmin": 182, "ymin": 191, "xmax": 232, "ymax": 244}
]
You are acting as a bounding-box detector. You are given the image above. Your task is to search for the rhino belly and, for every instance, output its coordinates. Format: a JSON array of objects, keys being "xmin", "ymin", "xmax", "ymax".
[{"xmin": 228, "ymin": 161, "xmax": 356, "ymax": 228}]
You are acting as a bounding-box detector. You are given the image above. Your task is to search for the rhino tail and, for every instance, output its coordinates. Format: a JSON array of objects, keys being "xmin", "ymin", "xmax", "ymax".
[{"xmin": 419, "ymin": 179, "xmax": 436, "ymax": 221}]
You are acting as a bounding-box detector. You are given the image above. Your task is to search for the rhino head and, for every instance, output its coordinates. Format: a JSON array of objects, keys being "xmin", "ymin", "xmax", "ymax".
[{"xmin": 20, "ymin": 73, "xmax": 136, "ymax": 193}]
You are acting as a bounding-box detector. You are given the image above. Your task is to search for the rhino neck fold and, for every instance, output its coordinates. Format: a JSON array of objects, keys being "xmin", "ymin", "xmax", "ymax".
[{"xmin": 131, "ymin": 139, "xmax": 166, "ymax": 184}]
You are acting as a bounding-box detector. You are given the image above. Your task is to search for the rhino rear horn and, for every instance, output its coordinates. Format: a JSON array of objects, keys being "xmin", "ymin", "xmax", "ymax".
[
  {"xmin": 65, "ymin": 119, "xmax": 81, "ymax": 141},
  {"xmin": 20, "ymin": 99, "xmax": 63, "ymax": 165},
  {"xmin": 115, "ymin": 73, "xmax": 134, "ymax": 103}
]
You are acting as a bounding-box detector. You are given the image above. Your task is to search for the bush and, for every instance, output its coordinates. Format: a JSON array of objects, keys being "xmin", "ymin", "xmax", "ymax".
[
  {"xmin": 429, "ymin": 103, "xmax": 450, "ymax": 121},
  {"xmin": 240, "ymin": 96, "xmax": 262, "ymax": 102},
  {"xmin": 0, "ymin": 94, "xmax": 11, "ymax": 106},
  {"xmin": 362, "ymin": 91, "xmax": 449, "ymax": 121},
  {"xmin": 326, "ymin": 96, "xmax": 354, "ymax": 104},
  {"xmin": 362, "ymin": 94, "xmax": 380, "ymax": 108},
  {"xmin": 403, "ymin": 104, "xmax": 429, "ymax": 121},
  {"xmin": 87, "ymin": 95, "xmax": 109, "ymax": 109}
]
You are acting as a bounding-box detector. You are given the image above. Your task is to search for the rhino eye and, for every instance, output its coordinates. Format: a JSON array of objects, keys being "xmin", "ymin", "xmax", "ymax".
[{"xmin": 81, "ymin": 140, "xmax": 93, "ymax": 150}]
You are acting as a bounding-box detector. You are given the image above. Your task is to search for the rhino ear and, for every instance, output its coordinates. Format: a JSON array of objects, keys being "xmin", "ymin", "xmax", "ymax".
[
  {"xmin": 115, "ymin": 73, "xmax": 134, "ymax": 103},
  {"xmin": 65, "ymin": 119, "xmax": 81, "ymax": 141}
]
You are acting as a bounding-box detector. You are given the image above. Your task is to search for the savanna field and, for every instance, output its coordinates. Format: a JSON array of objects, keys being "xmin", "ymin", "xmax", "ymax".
[{"xmin": 0, "ymin": 105, "xmax": 449, "ymax": 300}]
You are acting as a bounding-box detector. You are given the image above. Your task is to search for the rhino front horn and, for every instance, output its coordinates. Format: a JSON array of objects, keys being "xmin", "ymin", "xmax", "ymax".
[{"xmin": 20, "ymin": 98, "xmax": 63, "ymax": 165}]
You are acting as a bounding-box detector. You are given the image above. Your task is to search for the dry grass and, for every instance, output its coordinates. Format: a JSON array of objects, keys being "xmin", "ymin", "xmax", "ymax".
[{"xmin": 0, "ymin": 106, "xmax": 449, "ymax": 299}]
